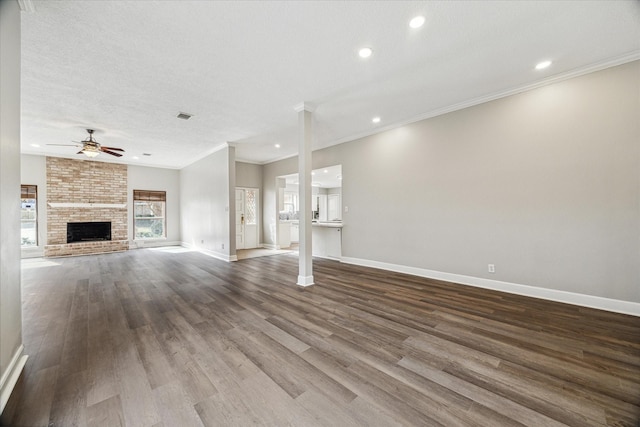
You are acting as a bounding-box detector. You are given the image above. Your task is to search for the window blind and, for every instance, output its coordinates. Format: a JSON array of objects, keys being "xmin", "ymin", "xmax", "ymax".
[
  {"xmin": 133, "ymin": 190, "xmax": 166, "ymax": 202},
  {"xmin": 21, "ymin": 185, "xmax": 37, "ymax": 199}
]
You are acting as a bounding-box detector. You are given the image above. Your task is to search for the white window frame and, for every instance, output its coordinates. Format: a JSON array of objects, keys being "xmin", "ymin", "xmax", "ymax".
[
  {"xmin": 21, "ymin": 184, "xmax": 38, "ymax": 247},
  {"xmin": 133, "ymin": 190, "xmax": 167, "ymax": 240}
]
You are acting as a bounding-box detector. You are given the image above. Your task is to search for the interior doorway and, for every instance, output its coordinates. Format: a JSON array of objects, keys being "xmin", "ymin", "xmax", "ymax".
[
  {"xmin": 276, "ymin": 164, "xmax": 342, "ymax": 249},
  {"xmin": 235, "ymin": 187, "xmax": 259, "ymax": 250}
]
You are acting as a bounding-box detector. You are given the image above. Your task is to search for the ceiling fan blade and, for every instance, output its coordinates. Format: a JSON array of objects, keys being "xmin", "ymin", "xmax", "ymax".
[
  {"xmin": 101, "ymin": 148, "xmax": 123, "ymax": 157},
  {"xmin": 76, "ymin": 150, "xmax": 84, "ymax": 155},
  {"xmin": 101, "ymin": 146, "xmax": 124, "ymax": 151}
]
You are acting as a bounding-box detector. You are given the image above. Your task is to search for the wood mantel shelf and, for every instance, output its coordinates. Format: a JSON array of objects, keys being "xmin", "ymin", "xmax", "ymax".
[{"xmin": 47, "ymin": 202, "xmax": 127, "ymax": 209}]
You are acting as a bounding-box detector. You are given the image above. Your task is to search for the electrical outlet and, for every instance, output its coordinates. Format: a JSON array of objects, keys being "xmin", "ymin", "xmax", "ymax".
[
  {"xmin": 221, "ymin": 243, "xmax": 225, "ymax": 250},
  {"xmin": 200, "ymin": 240, "xmax": 204, "ymax": 244},
  {"xmin": 344, "ymin": 206, "xmax": 349, "ymax": 213},
  {"xmin": 488, "ymin": 264, "xmax": 495, "ymax": 273}
]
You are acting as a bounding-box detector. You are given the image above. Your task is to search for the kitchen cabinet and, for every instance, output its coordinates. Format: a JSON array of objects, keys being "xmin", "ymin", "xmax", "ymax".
[
  {"xmin": 311, "ymin": 194, "xmax": 328, "ymax": 221},
  {"xmin": 279, "ymin": 222, "xmax": 291, "ymax": 248},
  {"xmin": 328, "ymin": 194, "xmax": 341, "ymax": 221},
  {"xmin": 290, "ymin": 222, "xmax": 299, "ymax": 243},
  {"xmin": 318, "ymin": 195, "xmax": 327, "ymax": 222}
]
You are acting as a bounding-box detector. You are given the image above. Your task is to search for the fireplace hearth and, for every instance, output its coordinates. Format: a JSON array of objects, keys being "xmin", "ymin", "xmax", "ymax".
[{"xmin": 67, "ymin": 221, "xmax": 112, "ymax": 243}]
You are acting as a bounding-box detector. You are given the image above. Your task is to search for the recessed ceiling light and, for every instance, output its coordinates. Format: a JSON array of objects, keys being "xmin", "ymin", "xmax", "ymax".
[
  {"xmin": 358, "ymin": 47, "xmax": 373, "ymax": 58},
  {"xmin": 372, "ymin": 116, "xmax": 381, "ymax": 124},
  {"xmin": 409, "ymin": 15, "xmax": 425, "ymax": 29},
  {"xmin": 535, "ymin": 60, "xmax": 552, "ymax": 70},
  {"xmin": 323, "ymin": 169, "xmax": 328, "ymax": 173},
  {"xmin": 311, "ymin": 171, "xmax": 315, "ymax": 176},
  {"xmin": 30, "ymin": 144, "xmax": 40, "ymax": 147},
  {"xmin": 274, "ymin": 144, "xmax": 280, "ymax": 148},
  {"xmin": 132, "ymin": 156, "xmax": 139, "ymax": 160}
]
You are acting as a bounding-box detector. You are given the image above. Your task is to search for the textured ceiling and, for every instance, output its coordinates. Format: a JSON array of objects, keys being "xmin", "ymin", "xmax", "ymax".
[{"xmin": 19, "ymin": 0, "xmax": 640, "ymax": 168}]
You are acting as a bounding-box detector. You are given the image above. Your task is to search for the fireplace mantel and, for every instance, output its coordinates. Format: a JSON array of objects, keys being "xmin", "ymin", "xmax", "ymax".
[
  {"xmin": 45, "ymin": 157, "xmax": 128, "ymax": 257},
  {"xmin": 48, "ymin": 202, "xmax": 127, "ymax": 209}
]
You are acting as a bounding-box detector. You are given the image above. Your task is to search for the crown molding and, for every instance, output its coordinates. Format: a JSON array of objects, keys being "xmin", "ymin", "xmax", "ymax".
[
  {"xmin": 314, "ymin": 51, "xmax": 640, "ymax": 154},
  {"xmin": 294, "ymin": 102, "xmax": 317, "ymax": 113},
  {"xmin": 18, "ymin": 0, "xmax": 35, "ymax": 12}
]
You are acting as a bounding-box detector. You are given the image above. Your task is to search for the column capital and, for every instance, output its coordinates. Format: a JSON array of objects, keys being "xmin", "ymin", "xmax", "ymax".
[{"xmin": 293, "ymin": 102, "xmax": 317, "ymax": 113}]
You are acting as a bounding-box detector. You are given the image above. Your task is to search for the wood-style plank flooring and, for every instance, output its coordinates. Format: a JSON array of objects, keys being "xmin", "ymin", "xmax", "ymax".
[{"xmin": 2, "ymin": 247, "xmax": 639, "ymax": 426}]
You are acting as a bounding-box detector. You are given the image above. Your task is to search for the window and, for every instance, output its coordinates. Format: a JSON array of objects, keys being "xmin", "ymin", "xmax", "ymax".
[
  {"xmin": 21, "ymin": 185, "xmax": 38, "ymax": 247},
  {"xmin": 245, "ymin": 189, "xmax": 258, "ymax": 225},
  {"xmin": 134, "ymin": 190, "xmax": 166, "ymax": 239},
  {"xmin": 283, "ymin": 191, "xmax": 298, "ymax": 213}
]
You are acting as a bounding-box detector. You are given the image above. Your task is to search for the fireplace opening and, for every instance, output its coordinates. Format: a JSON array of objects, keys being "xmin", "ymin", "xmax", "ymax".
[{"xmin": 67, "ymin": 222, "xmax": 111, "ymax": 243}]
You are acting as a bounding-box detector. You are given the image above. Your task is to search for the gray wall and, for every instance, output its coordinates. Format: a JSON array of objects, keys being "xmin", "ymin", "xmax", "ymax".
[
  {"xmin": 180, "ymin": 146, "xmax": 235, "ymax": 259},
  {"xmin": 263, "ymin": 61, "xmax": 640, "ymax": 303},
  {"xmin": 236, "ymin": 161, "xmax": 263, "ymax": 188},
  {"xmin": 0, "ymin": 0, "xmax": 24, "ymax": 411},
  {"xmin": 128, "ymin": 165, "xmax": 181, "ymax": 245}
]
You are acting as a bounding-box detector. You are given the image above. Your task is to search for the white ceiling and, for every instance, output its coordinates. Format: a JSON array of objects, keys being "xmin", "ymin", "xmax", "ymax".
[{"xmin": 19, "ymin": 1, "xmax": 640, "ymax": 169}]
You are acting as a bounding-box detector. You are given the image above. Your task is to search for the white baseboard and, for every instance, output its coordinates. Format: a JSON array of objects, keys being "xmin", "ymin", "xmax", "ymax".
[
  {"xmin": 261, "ymin": 243, "xmax": 277, "ymax": 250},
  {"xmin": 0, "ymin": 345, "xmax": 28, "ymax": 414},
  {"xmin": 20, "ymin": 247, "xmax": 44, "ymax": 259},
  {"xmin": 340, "ymin": 257, "xmax": 640, "ymax": 317},
  {"xmin": 180, "ymin": 242, "xmax": 238, "ymax": 262},
  {"xmin": 130, "ymin": 240, "xmax": 181, "ymax": 249}
]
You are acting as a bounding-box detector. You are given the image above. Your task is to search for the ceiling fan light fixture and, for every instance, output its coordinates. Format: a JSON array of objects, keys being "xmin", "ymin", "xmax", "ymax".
[{"xmin": 82, "ymin": 149, "xmax": 100, "ymax": 158}]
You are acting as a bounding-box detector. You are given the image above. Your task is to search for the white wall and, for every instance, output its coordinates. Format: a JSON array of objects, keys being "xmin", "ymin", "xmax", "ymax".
[
  {"xmin": 180, "ymin": 146, "xmax": 235, "ymax": 261},
  {"xmin": 128, "ymin": 165, "xmax": 181, "ymax": 247},
  {"xmin": 20, "ymin": 154, "xmax": 46, "ymax": 257},
  {"xmin": 263, "ymin": 61, "xmax": 640, "ymax": 310},
  {"xmin": 0, "ymin": 0, "xmax": 27, "ymax": 413}
]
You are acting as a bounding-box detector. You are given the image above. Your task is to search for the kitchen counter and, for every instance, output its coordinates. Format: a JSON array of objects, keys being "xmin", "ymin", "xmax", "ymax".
[
  {"xmin": 280, "ymin": 220, "xmax": 343, "ymax": 228},
  {"xmin": 312, "ymin": 221, "xmax": 343, "ymax": 228}
]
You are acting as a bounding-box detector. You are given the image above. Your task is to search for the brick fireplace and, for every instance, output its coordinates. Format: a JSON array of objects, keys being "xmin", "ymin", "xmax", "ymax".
[{"xmin": 45, "ymin": 157, "xmax": 128, "ymax": 257}]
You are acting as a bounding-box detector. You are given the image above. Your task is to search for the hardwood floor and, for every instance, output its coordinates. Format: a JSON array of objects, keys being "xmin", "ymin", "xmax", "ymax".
[{"xmin": 2, "ymin": 248, "xmax": 639, "ymax": 426}]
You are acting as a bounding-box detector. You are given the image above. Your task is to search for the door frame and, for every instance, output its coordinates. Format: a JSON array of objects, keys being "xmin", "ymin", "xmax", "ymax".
[{"xmin": 235, "ymin": 187, "xmax": 260, "ymax": 250}]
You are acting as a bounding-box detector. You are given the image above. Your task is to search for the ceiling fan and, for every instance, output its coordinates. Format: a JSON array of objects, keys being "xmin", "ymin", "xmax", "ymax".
[{"xmin": 47, "ymin": 129, "xmax": 124, "ymax": 158}]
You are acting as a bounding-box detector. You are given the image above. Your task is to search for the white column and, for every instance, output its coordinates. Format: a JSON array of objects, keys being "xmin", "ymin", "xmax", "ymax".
[
  {"xmin": 227, "ymin": 143, "xmax": 237, "ymax": 261},
  {"xmin": 294, "ymin": 103, "xmax": 315, "ymax": 286}
]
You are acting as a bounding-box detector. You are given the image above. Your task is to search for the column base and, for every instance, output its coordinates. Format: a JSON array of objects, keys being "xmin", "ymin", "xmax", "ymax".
[{"xmin": 297, "ymin": 275, "xmax": 315, "ymax": 287}]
